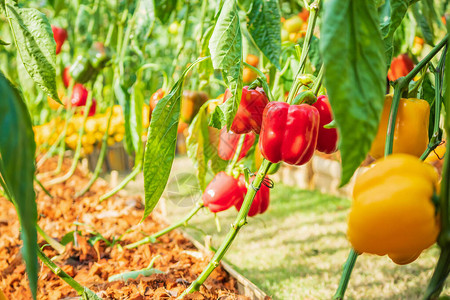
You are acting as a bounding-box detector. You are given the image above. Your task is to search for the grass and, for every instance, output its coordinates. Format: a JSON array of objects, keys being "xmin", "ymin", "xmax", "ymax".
[{"xmin": 161, "ymin": 172, "xmax": 450, "ymax": 300}]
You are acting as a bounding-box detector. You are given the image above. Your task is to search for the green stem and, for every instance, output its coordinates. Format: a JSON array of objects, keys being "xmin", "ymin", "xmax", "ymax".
[
  {"xmin": 36, "ymin": 224, "xmax": 65, "ymax": 254},
  {"xmin": 125, "ymin": 201, "xmax": 204, "ymax": 249},
  {"xmin": 333, "ymin": 249, "xmax": 358, "ymax": 300},
  {"xmin": 227, "ymin": 134, "xmax": 246, "ymax": 173},
  {"xmin": 37, "ymin": 248, "xmax": 95, "ymax": 296},
  {"xmin": 98, "ymin": 160, "xmax": 143, "ymax": 203},
  {"xmin": 178, "ymin": 160, "xmax": 272, "ymax": 298},
  {"xmin": 36, "ymin": 130, "xmax": 66, "ymax": 169},
  {"xmin": 423, "ymin": 248, "xmax": 450, "ymax": 300},
  {"xmin": 311, "ymin": 64, "xmax": 324, "ymax": 96},
  {"xmin": 34, "ymin": 176, "xmax": 53, "ymax": 199},
  {"xmin": 384, "ymin": 88, "xmax": 402, "ymax": 157},
  {"xmin": 75, "ymin": 105, "xmax": 114, "ymax": 197},
  {"xmin": 47, "ymin": 82, "xmax": 95, "ymax": 186},
  {"xmin": 419, "ymin": 49, "xmax": 446, "ymax": 161},
  {"xmin": 55, "ymin": 81, "xmax": 75, "ymax": 175},
  {"xmin": 243, "ymin": 62, "xmax": 276, "ymax": 102},
  {"xmin": 286, "ymin": 0, "xmax": 320, "ymax": 105}
]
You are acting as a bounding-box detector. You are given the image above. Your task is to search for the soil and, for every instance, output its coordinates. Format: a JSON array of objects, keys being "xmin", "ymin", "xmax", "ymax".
[{"xmin": 0, "ymin": 157, "xmax": 249, "ymax": 300}]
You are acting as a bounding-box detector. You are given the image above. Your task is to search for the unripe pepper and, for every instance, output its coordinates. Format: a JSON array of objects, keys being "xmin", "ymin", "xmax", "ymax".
[
  {"xmin": 218, "ymin": 128, "xmax": 255, "ymax": 161},
  {"xmin": 181, "ymin": 91, "xmax": 209, "ymax": 123},
  {"xmin": 224, "ymin": 86, "xmax": 269, "ymax": 134},
  {"xmin": 369, "ymin": 94, "xmax": 430, "ymax": 159},
  {"xmin": 347, "ymin": 154, "xmax": 440, "ymax": 265},
  {"xmin": 259, "ymin": 102, "xmax": 319, "ymax": 165},
  {"xmin": 235, "ymin": 175, "xmax": 270, "ymax": 217},
  {"xmin": 388, "ymin": 53, "xmax": 414, "ymax": 81},
  {"xmin": 51, "ymin": 26, "xmax": 67, "ymax": 55},
  {"xmin": 312, "ymin": 95, "xmax": 338, "ymax": 154},
  {"xmin": 202, "ymin": 172, "xmax": 244, "ymax": 213}
]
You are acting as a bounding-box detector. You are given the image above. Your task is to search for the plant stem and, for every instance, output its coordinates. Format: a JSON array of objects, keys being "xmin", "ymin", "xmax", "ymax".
[
  {"xmin": 34, "ymin": 176, "xmax": 53, "ymax": 199},
  {"xmin": 227, "ymin": 134, "xmax": 246, "ymax": 173},
  {"xmin": 75, "ymin": 105, "xmax": 114, "ymax": 197},
  {"xmin": 36, "ymin": 224, "xmax": 65, "ymax": 254},
  {"xmin": 286, "ymin": 0, "xmax": 320, "ymax": 105},
  {"xmin": 312, "ymin": 64, "xmax": 324, "ymax": 96},
  {"xmin": 99, "ymin": 160, "xmax": 143, "ymax": 203},
  {"xmin": 178, "ymin": 160, "xmax": 272, "ymax": 298},
  {"xmin": 55, "ymin": 81, "xmax": 75, "ymax": 175},
  {"xmin": 384, "ymin": 88, "xmax": 402, "ymax": 157},
  {"xmin": 333, "ymin": 249, "xmax": 358, "ymax": 300},
  {"xmin": 424, "ymin": 248, "xmax": 450, "ymax": 299},
  {"xmin": 37, "ymin": 248, "xmax": 93, "ymax": 296},
  {"xmin": 125, "ymin": 201, "xmax": 204, "ymax": 249},
  {"xmin": 46, "ymin": 82, "xmax": 95, "ymax": 186}
]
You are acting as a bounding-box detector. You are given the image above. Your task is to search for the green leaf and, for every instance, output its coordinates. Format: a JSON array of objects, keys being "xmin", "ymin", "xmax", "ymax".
[
  {"xmin": 134, "ymin": 0, "xmax": 155, "ymax": 42},
  {"xmin": 412, "ymin": 2, "xmax": 435, "ymax": 45},
  {"xmin": 155, "ymin": 0, "xmax": 177, "ymax": 24},
  {"xmin": 320, "ymin": 0, "xmax": 386, "ymax": 185},
  {"xmin": 186, "ymin": 101, "xmax": 227, "ymax": 190},
  {"xmin": 114, "ymin": 80, "xmax": 135, "ymax": 155},
  {"xmin": 246, "ymin": 0, "xmax": 281, "ymax": 69},
  {"xmin": 0, "ymin": 72, "xmax": 38, "ymax": 299},
  {"xmin": 208, "ymin": 0, "xmax": 243, "ymax": 130},
  {"xmin": 81, "ymin": 288, "xmax": 102, "ymax": 300},
  {"xmin": 108, "ymin": 268, "xmax": 164, "ymax": 282},
  {"xmin": 142, "ymin": 58, "xmax": 209, "ymax": 221},
  {"xmin": 5, "ymin": 2, "xmax": 59, "ymax": 102},
  {"xmin": 0, "ymin": 38, "xmax": 9, "ymax": 45},
  {"xmin": 380, "ymin": 0, "xmax": 410, "ymax": 66},
  {"xmin": 75, "ymin": 5, "xmax": 92, "ymax": 38}
]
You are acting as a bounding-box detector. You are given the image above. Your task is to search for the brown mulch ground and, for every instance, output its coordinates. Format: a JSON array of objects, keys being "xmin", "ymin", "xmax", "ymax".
[{"xmin": 0, "ymin": 157, "xmax": 247, "ymax": 300}]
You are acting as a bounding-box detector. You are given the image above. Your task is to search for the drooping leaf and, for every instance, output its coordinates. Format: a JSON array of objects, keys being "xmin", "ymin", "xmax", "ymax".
[
  {"xmin": 246, "ymin": 0, "xmax": 281, "ymax": 69},
  {"xmin": 0, "ymin": 38, "xmax": 9, "ymax": 45},
  {"xmin": 142, "ymin": 58, "xmax": 209, "ymax": 221},
  {"xmin": 114, "ymin": 80, "xmax": 135, "ymax": 155},
  {"xmin": 208, "ymin": 0, "xmax": 243, "ymax": 130},
  {"xmin": 320, "ymin": 0, "xmax": 386, "ymax": 185},
  {"xmin": 380, "ymin": 0, "xmax": 410, "ymax": 67},
  {"xmin": 5, "ymin": 2, "xmax": 59, "ymax": 102},
  {"xmin": 134, "ymin": 0, "xmax": 155, "ymax": 42},
  {"xmin": 412, "ymin": 2, "xmax": 435, "ymax": 45},
  {"xmin": 187, "ymin": 101, "xmax": 227, "ymax": 190},
  {"xmin": 0, "ymin": 72, "xmax": 38, "ymax": 299}
]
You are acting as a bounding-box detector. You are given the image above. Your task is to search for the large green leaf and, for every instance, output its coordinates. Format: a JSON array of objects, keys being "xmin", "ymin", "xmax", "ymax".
[
  {"xmin": 186, "ymin": 102, "xmax": 227, "ymax": 190},
  {"xmin": 142, "ymin": 58, "xmax": 209, "ymax": 221},
  {"xmin": 5, "ymin": 1, "xmax": 59, "ymax": 102},
  {"xmin": 246, "ymin": 0, "xmax": 281, "ymax": 69},
  {"xmin": 320, "ymin": 0, "xmax": 386, "ymax": 185},
  {"xmin": 208, "ymin": 0, "xmax": 243, "ymax": 130},
  {"xmin": 412, "ymin": 2, "xmax": 435, "ymax": 45},
  {"xmin": 0, "ymin": 72, "xmax": 38, "ymax": 299}
]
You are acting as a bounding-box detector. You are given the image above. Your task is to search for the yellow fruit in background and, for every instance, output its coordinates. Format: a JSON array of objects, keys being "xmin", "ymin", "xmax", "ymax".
[
  {"xmin": 116, "ymin": 124, "xmax": 125, "ymax": 134},
  {"xmin": 114, "ymin": 133, "xmax": 124, "ymax": 142},
  {"xmin": 82, "ymin": 144, "xmax": 94, "ymax": 156},
  {"xmin": 94, "ymin": 131, "xmax": 103, "ymax": 142},
  {"xmin": 107, "ymin": 137, "xmax": 115, "ymax": 146},
  {"xmin": 65, "ymin": 134, "xmax": 78, "ymax": 149},
  {"xmin": 85, "ymin": 118, "xmax": 98, "ymax": 133},
  {"xmin": 143, "ymin": 104, "xmax": 150, "ymax": 128},
  {"xmin": 82, "ymin": 134, "xmax": 96, "ymax": 145}
]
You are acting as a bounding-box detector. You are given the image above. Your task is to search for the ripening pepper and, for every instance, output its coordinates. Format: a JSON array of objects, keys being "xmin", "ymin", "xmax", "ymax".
[
  {"xmin": 235, "ymin": 175, "xmax": 270, "ymax": 217},
  {"xmin": 63, "ymin": 66, "xmax": 71, "ymax": 88},
  {"xmin": 369, "ymin": 95, "xmax": 430, "ymax": 159},
  {"xmin": 347, "ymin": 154, "xmax": 440, "ymax": 265},
  {"xmin": 218, "ymin": 128, "xmax": 256, "ymax": 161},
  {"xmin": 388, "ymin": 53, "xmax": 414, "ymax": 81},
  {"xmin": 312, "ymin": 95, "xmax": 338, "ymax": 154},
  {"xmin": 224, "ymin": 86, "xmax": 269, "ymax": 134},
  {"xmin": 69, "ymin": 84, "xmax": 96, "ymax": 116},
  {"xmin": 51, "ymin": 26, "xmax": 67, "ymax": 55},
  {"xmin": 181, "ymin": 91, "xmax": 208, "ymax": 123},
  {"xmin": 259, "ymin": 102, "xmax": 319, "ymax": 165},
  {"xmin": 202, "ymin": 172, "xmax": 244, "ymax": 213}
]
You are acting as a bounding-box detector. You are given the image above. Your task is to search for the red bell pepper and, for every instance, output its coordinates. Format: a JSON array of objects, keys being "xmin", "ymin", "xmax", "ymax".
[
  {"xmin": 63, "ymin": 66, "xmax": 71, "ymax": 88},
  {"xmin": 69, "ymin": 83, "xmax": 96, "ymax": 116},
  {"xmin": 51, "ymin": 26, "xmax": 67, "ymax": 55},
  {"xmin": 312, "ymin": 95, "xmax": 338, "ymax": 154},
  {"xmin": 218, "ymin": 127, "xmax": 256, "ymax": 161},
  {"xmin": 235, "ymin": 175, "xmax": 270, "ymax": 217},
  {"xmin": 387, "ymin": 53, "xmax": 414, "ymax": 81},
  {"xmin": 259, "ymin": 102, "xmax": 319, "ymax": 165},
  {"xmin": 202, "ymin": 172, "xmax": 245, "ymax": 213},
  {"xmin": 224, "ymin": 86, "xmax": 269, "ymax": 134}
]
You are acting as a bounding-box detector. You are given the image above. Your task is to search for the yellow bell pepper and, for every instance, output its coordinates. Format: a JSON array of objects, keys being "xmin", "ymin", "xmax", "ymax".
[
  {"xmin": 348, "ymin": 154, "xmax": 440, "ymax": 265},
  {"xmin": 370, "ymin": 95, "xmax": 430, "ymax": 159}
]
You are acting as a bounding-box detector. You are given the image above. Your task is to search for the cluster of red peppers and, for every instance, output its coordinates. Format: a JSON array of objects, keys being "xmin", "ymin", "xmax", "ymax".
[{"xmin": 203, "ymin": 84, "xmax": 339, "ymax": 216}]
